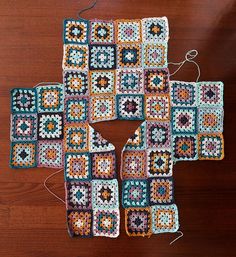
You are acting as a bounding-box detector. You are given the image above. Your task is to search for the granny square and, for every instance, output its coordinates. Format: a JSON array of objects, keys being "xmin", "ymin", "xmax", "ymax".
[
  {"xmin": 11, "ymin": 114, "xmax": 37, "ymax": 141},
  {"xmin": 90, "ymin": 20, "xmax": 115, "ymax": 44},
  {"xmin": 38, "ymin": 112, "xmax": 63, "ymax": 140},
  {"xmin": 116, "ymin": 19, "xmax": 141, "ymax": 43},
  {"xmin": 89, "ymin": 45, "xmax": 116, "ymax": 70},
  {"xmin": 63, "ymin": 70, "xmax": 89, "ymax": 96},
  {"xmin": 144, "ymin": 68, "xmax": 169, "ymax": 94},
  {"xmin": 66, "ymin": 181, "xmax": 92, "ymax": 210},
  {"xmin": 198, "ymin": 107, "xmax": 224, "ymax": 133},
  {"xmin": 198, "ymin": 82, "xmax": 224, "ymax": 107},
  {"xmin": 92, "ymin": 179, "xmax": 119, "ymax": 209},
  {"xmin": 92, "ymin": 151, "xmax": 116, "ymax": 179},
  {"xmin": 198, "ymin": 133, "xmax": 224, "ymax": 160},
  {"xmin": 142, "ymin": 17, "xmax": 169, "ymax": 43},
  {"xmin": 10, "ymin": 141, "xmax": 37, "ymax": 168},
  {"xmin": 93, "ymin": 208, "xmax": 120, "ymax": 237},
  {"xmin": 11, "ymin": 88, "xmax": 37, "ymax": 113},
  {"xmin": 64, "ymin": 152, "xmax": 91, "ymax": 181},
  {"xmin": 64, "ymin": 123, "xmax": 88, "ymax": 152},
  {"xmin": 65, "ymin": 97, "xmax": 88, "ymax": 123},
  {"xmin": 146, "ymin": 121, "xmax": 171, "ymax": 148},
  {"xmin": 63, "ymin": 44, "xmax": 88, "ymax": 70},
  {"xmin": 122, "ymin": 180, "xmax": 148, "ymax": 208},
  {"xmin": 149, "ymin": 178, "xmax": 174, "ymax": 205},
  {"xmin": 116, "ymin": 69, "xmax": 143, "ymax": 94},
  {"xmin": 67, "ymin": 210, "xmax": 93, "ymax": 237},
  {"xmin": 116, "ymin": 94, "xmax": 144, "ymax": 120},
  {"xmin": 147, "ymin": 149, "xmax": 173, "ymax": 177},
  {"xmin": 172, "ymin": 135, "xmax": 198, "ymax": 161},
  {"xmin": 117, "ymin": 44, "xmax": 141, "ymax": 68},
  {"xmin": 121, "ymin": 150, "xmax": 146, "ymax": 179},
  {"xmin": 37, "ymin": 140, "xmax": 63, "ymax": 168},
  {"xmin": 37, "ymin": 85, "xmax": 64, "ymax": 113},
  {"xmin": 145, "ymin": 95, "xmax": 170, "ymax": 121},
  {"xmin": 125, "ymin": 207, "xmax": 152, "ymax": 237},
  {"xmin": 89, "ymin": 70, "xmax": 115, "ymax": 95},
  {"xmin": 64, "ymin": 19, "xmax": 89, "ymax": 44},
  {"xmin": 124, "ymin": 121, "xmax": 146, "ymax": 150},
  {"xmin": 90, "ymin": 95, "xmax": 116, "ymax": 123},
  {"xmin": 89, "ymin": 126, "xmax": 115, "ymax": 153},
  {"xmin": 170, "ymin": 81, "xmax": 197, "ymax": 107},
  {"xmin": 171, "ymin": 107, "xmax": 197, "ymax": 134},
  {"xmin": 143, "ymin": 43, "xmax": 168, "ymax": 68},
  {"xmin": 151, "ymin": 204, "xmax": 179, "ymax": 234}
]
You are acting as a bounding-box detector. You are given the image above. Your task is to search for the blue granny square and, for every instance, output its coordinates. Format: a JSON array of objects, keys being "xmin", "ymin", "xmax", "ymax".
[
  {"xmin": 91, "ymin": 151, "xmax": 116, "ymax": 179},
  {"xmin": 144, "ymin": 68, "xmax": 169, "ymax": 94},
  {"xmin": 63, "ymin": 70, "xmax": 89, "ymax": 96},
  {"xmin": 66, "ymin": 181, "xmax": 92, "ymax": 210},
  {"xmin": 116, "ymin": 94, "xmax": 144, "ymax": 120},
  {"xmin": 151, "ymin": 204, "xmax": 179, "ymax": 234},
  {"xmin": 92, "ymin": 179, "xmax": 119, "ymax": 209},
  {"xmin": 142, "ymin": 17, "xmax": 169, "ymax": 43},
  {"xmin": 11, "ymin": 88, "xmax": 37, "ymax": 113},
  {"xmin": 197, "ymin": 82, "xmax": 224, "ymax": 107},
  {"xmin": 146, "ymin": 121, "xmax": 171, "ymax": 148},
  {"xmin": 125, "ymin": 207, "xmax": 152, "ymax": 236},
  {"xmin": 37, "ymin": 112, "xmax": 64, "ymax": 140},
  {"xmin": 90, "ymin": 95, "xmax": 116, "ymax": 123},
  {"xmin": 122, "ymin": 179, "xmax": 148, "ymax": 208},
  {"xmin": 170, "ymin": 81, "xmax": 197, "ymax": 106},
  {"xmin": 149, "ymin": 177, "xmax": 174, "ymax": 205},
  {"xmin": 10, "ymin": 141, "xmax": 37, "ymax": 168},
  {"xmin": 89, "ymin": 45, "xmax": 116, "ymax": 70},
  {"xmin": 143, "ymin": 43, "xmax": 168, "ymax": 68},
  {"xmin": 117, "ymin": 44, "xmax": 142, "ymax": 68},
  {"xmin": 37, "ymin": 85, "xmax": 64, "ymax": 113},
  {"xmin": 63, "ymin": 19, "xmax": 89, "ymax": 44},
  {"xmin": 63, "ymin": 44, "xmax": 88, "ymax": 70},
  {"xmin": 116, "ymin": 19, "xmax": 141, "ymax": 43},
  {"xmin": 37, "ymin": 140, "xmax": 63, "ymax": 168},
  {"xmin": 198, "ymin": 133, "xmax": 224, "ymax": 160},
  {"xmin": 64, "ymin": 123, "xmax": 89, "ymax": 152},
  {"xmin": 11, "ymin": 114, "xmax": 37, "ymax": 141},
  {"xmin": 93, "ymin": 208, "xmax": 120, "ymax": 238},
  {"xmin": 90, "ymin": 20, "xmax": 115, "ymax": 44},
  {"xmin": 90, "ymin": 70, "xmax": 115, "ymax": 95},
  {"xmin": 116, "ymin": 69, "xmax": 143, "ymax": 94},
  {"xmin": 172, "ymin": 134, "xmax": 198, "ymax": 161},
  {"xmin": 145, "ymin": 94, "xmax": 170, "ymax": 121},
  {"xmin": 171, "ymin": 107, "xmax": 197, "ymax": 134},
  {"xmin": 65, "ymin": 97, "xmax": 88, "ymax": 123},
  {"xmin": 64, "ymin": 152, "xmax": 91, "ymax": 181},
  {"xmin": 198, "ymin": 107, "xmax": 223, "ymax": 133},
  {"xmin": 147, "ymin": 148, "xmax": 173, "ymax": 177}
]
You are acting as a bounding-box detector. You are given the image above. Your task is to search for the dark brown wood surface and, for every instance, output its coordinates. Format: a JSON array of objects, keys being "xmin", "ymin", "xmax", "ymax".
[{"xmin": 0, "ymin": 0, "xmax": 236, "ymax": 256}]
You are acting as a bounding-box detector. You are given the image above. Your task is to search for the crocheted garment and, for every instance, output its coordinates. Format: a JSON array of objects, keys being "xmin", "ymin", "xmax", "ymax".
[{"xmin": 9, "ymin": 16, "xmax": 224, "ymax": 238}]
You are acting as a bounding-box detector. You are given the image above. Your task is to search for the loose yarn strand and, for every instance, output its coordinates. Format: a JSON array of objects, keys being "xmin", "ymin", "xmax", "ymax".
[
  {"xmin": 169, "ymin": 230, "xmax": 184, "ymax": 245},
  {"xmin": 78, "ymin": 0, "xmax": 98, "ymax": 19},
  {"xmin": 33, "ymin": 82, "xmax": 61, "ymax": 88},
  {"xmin": 168, "ymin": 49, "xmax": 201, "ymax": 82},
  {"xmin": 43, "ymin": 169, "xmax": 66, "ymax": 204}
]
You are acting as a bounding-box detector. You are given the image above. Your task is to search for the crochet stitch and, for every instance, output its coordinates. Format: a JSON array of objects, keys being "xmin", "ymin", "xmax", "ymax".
[{"xmin": 9, "ymin": 16, "xmax": 225, "ymax": 239}]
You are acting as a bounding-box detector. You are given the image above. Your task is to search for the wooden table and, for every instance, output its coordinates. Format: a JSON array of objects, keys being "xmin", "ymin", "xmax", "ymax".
[{"xmin": 0, "ymin": 0, "xmax": 235, "ymax": 256}]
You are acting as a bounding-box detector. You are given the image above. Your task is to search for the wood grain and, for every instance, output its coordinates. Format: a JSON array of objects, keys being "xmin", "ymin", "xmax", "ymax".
[{"xmin": 0, "ymin": 0, "xmax": 236, "ymax": 256}]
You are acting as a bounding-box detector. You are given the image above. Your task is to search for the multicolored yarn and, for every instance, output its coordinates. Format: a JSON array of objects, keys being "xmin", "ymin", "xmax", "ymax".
[
  {"xmin": 37, "ymin": 140, "xmax": 63, "ymax": 168},
  {"xmin": 11, "ymin": 114, "xmax": 37, "ymax": 141},
  {"xmin": 90, "ymin": 20, "xmax": 115, "ymax": 44},
  {"xmin": 9, "ymin": 16, "xmax": 224, "ymax": 239}
]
